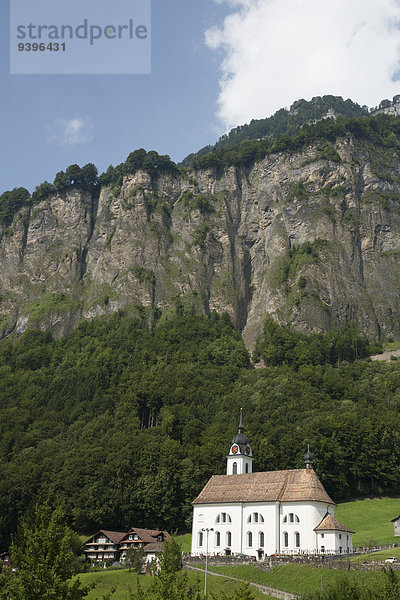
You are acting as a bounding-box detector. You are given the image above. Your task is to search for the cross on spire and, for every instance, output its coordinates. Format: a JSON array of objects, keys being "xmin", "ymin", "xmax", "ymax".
[{"xmin": 238, "ymin": 408, "xmax": 244, "ymax": 431}]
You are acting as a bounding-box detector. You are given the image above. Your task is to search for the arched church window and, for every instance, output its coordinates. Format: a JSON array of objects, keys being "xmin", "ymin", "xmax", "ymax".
[
  {"xmin": 295, "ymin": 532, "xmax": 300, "ymax": 547},
  {"xmin": 248, "ymin": 512, "xmax": 264, "ymax": 524},
  {"xmin": 247, "ymin": 532, "xmax": 253, "ymax": 547},
  {"xmin": 283, "ymin": 532, "xmax": 288, "ymax": 547},
  {"xmin": 215, "ymin": 531, "xmax": 220, "ymax": 547},
  {"xmin": 283, "ymin": 513, "xmax": 299, "ymax": 523},
  {"xmin": 259, "ymin": 532, "xmax": 264, "ymax": 547},
  {"xmin": 216, "ymin": 513, "xmax": 232, "ymax": 524},
  {"xmin": 233, "ymin": 462, "xmax": 237, "ymax": 474},
  {"xmin": 226, "ymin": 531, "xmax": 232, "ymax": 547},
  {"xmin": 245, "ymin": 463, "xmax": 249, "ymax": 473},
  {"xmin": 198, "ymin": 532, "xmax": 203, "ymax": 547}
]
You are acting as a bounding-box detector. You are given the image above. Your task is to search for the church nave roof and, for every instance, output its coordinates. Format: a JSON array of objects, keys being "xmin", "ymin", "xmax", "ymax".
[{"xmin": 193, "ymin": 468, "xmax": 334, "ymax": 505}]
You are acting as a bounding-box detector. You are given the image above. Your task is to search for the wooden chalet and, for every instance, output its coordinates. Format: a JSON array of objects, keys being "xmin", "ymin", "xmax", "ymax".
[
  {"xmin": 84, "ymin": 530, "xmax": 126, "ymax": 563},
  {"xmin": 84, "ymin": 527, "xmax": 171, "ymax": 565}
]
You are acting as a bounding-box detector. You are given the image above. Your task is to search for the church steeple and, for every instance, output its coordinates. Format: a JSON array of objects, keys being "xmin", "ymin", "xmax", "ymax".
[{"xmin": 226, "ymin": 409, "xmax": 253, "ymax": 475}]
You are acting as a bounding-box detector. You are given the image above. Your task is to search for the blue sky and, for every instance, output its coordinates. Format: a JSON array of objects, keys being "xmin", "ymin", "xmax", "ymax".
[
  {"xmin": 0, "ymin": 0, "xmax": 229, "ymax": 194},
  {"xmin": 2, "ymin": 0, "xmax": 400, "ymax": 196}
]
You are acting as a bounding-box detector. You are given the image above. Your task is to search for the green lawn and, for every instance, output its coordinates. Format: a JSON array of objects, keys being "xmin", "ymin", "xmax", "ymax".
[
  {"xmin": 190, "ymin": 563, "xmax": 380, "ymax": 596},
  {"xmin": 335, "ymin": 497, "xmax": 400, "ymax": 547},
  {"xmin": 76, "ymin": 568, "xmax": 271, "ymax": 599},
  {"xmin": 176, "ymin": 533, "xmax": 192, "ymax": 553}
]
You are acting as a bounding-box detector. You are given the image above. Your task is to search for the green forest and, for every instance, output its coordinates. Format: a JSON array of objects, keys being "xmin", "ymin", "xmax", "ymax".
[
  {"xmin": 180, "ymin": 94, "xmax": 370, "ymax": 166},
  {"xmin": 0, "ymin": 309, "xmax": 399, "ymax": 551}
]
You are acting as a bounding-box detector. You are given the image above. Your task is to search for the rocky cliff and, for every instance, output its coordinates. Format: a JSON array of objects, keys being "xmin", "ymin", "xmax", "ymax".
[{"xmin": 2, "ymin": 135, "xmax": 400, "ymax": 348}]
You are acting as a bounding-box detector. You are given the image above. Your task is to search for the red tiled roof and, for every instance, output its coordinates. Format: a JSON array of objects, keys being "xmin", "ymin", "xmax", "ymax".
[{"xmin": 193, "ymin": 469, "xmax": 334, "ymax": 505}]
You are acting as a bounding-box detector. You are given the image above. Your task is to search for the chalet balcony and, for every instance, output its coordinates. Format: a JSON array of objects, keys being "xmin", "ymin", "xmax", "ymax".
[
  {"xmin": 88, "ymin": 542, "xmax": 116, "ymax": 546},
  {"xmin": 84, "ymin": 545, "xmax": 118, "ymax": 552}
]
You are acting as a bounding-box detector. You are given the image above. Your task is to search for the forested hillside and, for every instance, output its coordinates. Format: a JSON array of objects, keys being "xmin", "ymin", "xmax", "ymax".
[
  {"xmin": 0, "ymin": 310, "xmax": 399, "ymax": 550},
  {"xmin": 181, "ymin": 95, "xmax": 370, "ymax": 166}
]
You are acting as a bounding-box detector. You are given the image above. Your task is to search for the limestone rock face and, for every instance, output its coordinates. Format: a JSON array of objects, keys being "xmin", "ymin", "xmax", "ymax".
[{"xmin": 2, "ymin": 137, "xmax": 400, "ymax": 348}]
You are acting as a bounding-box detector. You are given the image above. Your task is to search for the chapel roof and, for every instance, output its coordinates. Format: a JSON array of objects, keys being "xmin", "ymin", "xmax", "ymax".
[
  {"xmin": 192, "ymin": 468, "xmax": 334, "ymax": 505},
  {"xmin": 314, "ymin": 513, "xmax": 355, "ymax": 533}
]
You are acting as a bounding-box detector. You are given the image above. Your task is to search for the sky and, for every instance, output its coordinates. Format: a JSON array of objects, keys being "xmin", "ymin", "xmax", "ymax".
[{"xmin": 1, "ymin": 0, "xmax": 400, "ymax": 195}]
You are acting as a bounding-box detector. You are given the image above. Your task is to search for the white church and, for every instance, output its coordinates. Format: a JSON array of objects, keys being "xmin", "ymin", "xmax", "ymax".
[{"xmin": 191, "ymin": 413, "xmax": 354, "ymax": 559}]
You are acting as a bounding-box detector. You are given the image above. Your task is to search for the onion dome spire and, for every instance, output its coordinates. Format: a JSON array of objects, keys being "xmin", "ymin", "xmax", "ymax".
[
  {"xmin": 232, "ymin": 408, "xmax": 249, "ymax": 445},
  {"xmin": 304, "ymin": 444, "xmax": 314, "ymax": 469}
]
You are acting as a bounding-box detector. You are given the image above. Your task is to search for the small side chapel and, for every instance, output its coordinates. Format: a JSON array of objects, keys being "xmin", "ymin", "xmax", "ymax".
[{"xmin": 191, "ymin": 413, "xmax": 354, "ymax": 559}]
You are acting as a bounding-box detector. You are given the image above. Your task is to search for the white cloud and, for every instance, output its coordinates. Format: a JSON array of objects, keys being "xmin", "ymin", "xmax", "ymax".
[
  {"xmin": 206, "ymin": 0, "xmax": 400, "ymax": 130},
  {"xmin": 47, "ymin": 117, "xmax": 93, "ymax": 146}
]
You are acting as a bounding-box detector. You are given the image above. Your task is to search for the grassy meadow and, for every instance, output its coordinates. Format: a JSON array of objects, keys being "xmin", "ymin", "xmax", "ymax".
[
  {"xmin": 176, "ymin": 533, "xmax": 192, "ymax": 553},
  {"xmin": 335, "ymin": 497, "xmax": 400, "ymax": 547},
  {"xmin": 178, "ymin": 564, "xmax": 384, "ymax": 596},
  {"xmin": 77, "ymin": 568, "xmax": 272, "ymax": 600}
]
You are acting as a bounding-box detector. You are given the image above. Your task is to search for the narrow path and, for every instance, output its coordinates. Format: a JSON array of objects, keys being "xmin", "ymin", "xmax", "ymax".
[
  {"xmin": 370, "ymin": 348, "xmax": 400, "ymax": 361},
  {"xmin": 184, "ymin": 564, "xmax": 297, "ymax": 600}
]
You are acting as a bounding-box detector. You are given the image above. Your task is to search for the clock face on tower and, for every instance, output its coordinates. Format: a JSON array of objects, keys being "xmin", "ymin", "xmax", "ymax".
[
  {"xmin": 232, "ymin": 445, "xmax": 238, "ymax": 454},
  {"xmin": 245, "ymin": 446, "xmax": 251, "ymax": 455}
]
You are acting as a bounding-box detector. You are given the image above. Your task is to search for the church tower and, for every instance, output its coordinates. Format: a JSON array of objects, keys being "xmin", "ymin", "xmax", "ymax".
[{"xmin": 226, "ymin": 409, "xmax": 253, "ymax": 475}]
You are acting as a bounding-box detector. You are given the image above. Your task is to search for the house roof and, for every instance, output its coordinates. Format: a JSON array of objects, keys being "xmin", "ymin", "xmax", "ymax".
[
  {"xmin": 85, "ymin": 530, "xmax": 126, "ymax": 545},
  {"xmin": 120, "ymin": 528, "xmax": 172, "ymax": 544},
  {"xmin": 192, "ymin": 469, "xmax": 334, "ymax": 505},
  {"xmin": 391, "ymin": 515, "xmax": 400, "ymax": 522},
  {"xmin": 314, "ymin": 513, "xmax": 355, "ymax": 533},
  {"xmin": 144, "ymin": 542, "xmax": 164, "ymax": 553}
]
